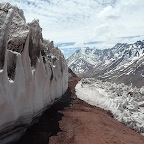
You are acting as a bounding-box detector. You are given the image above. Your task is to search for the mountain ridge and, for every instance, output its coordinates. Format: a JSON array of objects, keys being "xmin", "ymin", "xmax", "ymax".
[{"xmin": 67, "ymin": 40, "xmax": 144, "ymax": 87}]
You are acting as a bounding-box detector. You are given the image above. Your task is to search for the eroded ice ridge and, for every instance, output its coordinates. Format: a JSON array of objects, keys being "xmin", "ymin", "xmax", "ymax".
[
  {"xmin": 76, "ymin": 78, "xmax": 144, "ymax": 135},
  {"xmin": 0, "ymin": 3, "xmax": 68, "ymax": 143}
]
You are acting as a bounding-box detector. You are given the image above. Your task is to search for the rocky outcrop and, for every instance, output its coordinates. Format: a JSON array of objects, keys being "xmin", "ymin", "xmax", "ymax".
[{"xmin": 0, "ymin": 3, "xmax": 68, "ymax": 144}]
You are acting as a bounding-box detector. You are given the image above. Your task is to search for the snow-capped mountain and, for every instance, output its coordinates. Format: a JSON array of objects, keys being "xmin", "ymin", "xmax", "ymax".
[{"xmin": 67, "ymin": 40, "xmax": 144, "ymax": 87}]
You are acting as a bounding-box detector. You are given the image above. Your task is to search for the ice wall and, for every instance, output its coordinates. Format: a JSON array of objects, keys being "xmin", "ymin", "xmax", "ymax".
[{"xmin": 0, "ymin": 3, "xmax": 68, "ymax": 143}]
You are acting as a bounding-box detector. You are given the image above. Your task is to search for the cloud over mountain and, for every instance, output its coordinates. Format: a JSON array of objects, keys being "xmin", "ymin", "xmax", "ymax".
[{"xmin": 1, "ymin": 0, "xmax": 144, "ymax": 49}]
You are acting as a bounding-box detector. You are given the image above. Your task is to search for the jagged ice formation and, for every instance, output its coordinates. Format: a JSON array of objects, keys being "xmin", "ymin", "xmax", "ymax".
[{"xmin": 0, "ymin": 3, "xmax": 68, "ymax": 143}]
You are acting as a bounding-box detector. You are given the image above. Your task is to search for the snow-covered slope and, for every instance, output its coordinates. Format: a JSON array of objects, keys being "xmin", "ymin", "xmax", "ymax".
[
  {"xmin": 0, "ymin": 3, "xmax": 68, "ymax": 144},
  {"xmin": 91, "ymin": 42, "xmax": 144, "ymax": 87},
  {"xmin": 67, "ymin": 41, "xmax": 144, "ymax": 87},
  {"xmin": 76, "ymin": 78, "xmax": 144, "ymax": 135},
  {"xmin": 67, "ymin": 48, "xmax": 101, "ymax": 76}
]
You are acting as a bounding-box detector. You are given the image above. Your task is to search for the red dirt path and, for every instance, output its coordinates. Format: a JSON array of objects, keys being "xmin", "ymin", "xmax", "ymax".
[
  {"xmin": 49, "ymin": 76, "xmax": 144, "ymax": 144},
  {"xmin": 18, "ymin": 75, "xmax": 144, "ymax": 144}
]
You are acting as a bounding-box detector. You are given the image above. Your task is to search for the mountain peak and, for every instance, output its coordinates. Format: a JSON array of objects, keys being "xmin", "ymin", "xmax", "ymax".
[{"xmin": 68, "ymin": 40, "xmax": 144, "ymax": 87}]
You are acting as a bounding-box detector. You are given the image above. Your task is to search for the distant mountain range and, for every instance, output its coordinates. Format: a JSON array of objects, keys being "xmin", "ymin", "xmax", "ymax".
[{"xmin": 67, "ymin": 40, "xmax": 144, "ymax": 87}]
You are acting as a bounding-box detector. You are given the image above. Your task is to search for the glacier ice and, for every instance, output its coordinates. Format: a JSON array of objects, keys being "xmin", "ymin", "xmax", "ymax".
[
  {"xmin": 76, "ymin": 78, "xmax": 144, "ymax": 135},
  {"xmin": 0, "ymin": 2, "xmax": 68, "ymax": 143}
]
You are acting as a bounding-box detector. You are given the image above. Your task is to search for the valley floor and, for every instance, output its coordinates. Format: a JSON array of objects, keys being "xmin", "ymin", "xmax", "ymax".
[{"xmin": 17, "ymin": 76, "xmax": 144, "ymax": 144}]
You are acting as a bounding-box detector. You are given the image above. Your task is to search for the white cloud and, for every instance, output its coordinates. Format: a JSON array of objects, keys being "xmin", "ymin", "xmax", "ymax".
[{"xmin": 1, "ymin": 0, "xmax": 144, "ymax": 50}]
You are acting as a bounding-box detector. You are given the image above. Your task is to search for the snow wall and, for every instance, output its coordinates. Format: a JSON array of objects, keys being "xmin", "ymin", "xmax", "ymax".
[{"xmin": 0, "ymin": 3, "xmax": 68, "ymax": 143}]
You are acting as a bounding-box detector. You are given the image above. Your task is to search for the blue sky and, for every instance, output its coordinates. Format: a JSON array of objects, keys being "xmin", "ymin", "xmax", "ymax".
[{"xmin": 1, "ymin": 0, "xmax": 144, "ymax": 57}]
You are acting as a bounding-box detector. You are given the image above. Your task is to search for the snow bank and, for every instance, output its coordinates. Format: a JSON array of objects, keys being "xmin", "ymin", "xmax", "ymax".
[
  {"xmin": 76, "ymin": 78, "xmax": 144, "ymax": 134},
  {"xmin": 0, "ymin": 3, "xmax": 68, "ymax": 143}
]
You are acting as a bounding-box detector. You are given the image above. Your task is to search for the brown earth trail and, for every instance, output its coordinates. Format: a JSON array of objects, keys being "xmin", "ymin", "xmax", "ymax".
[{"xmin": 17, "ymin": 76, "xmax": 144, "ymax": 144}]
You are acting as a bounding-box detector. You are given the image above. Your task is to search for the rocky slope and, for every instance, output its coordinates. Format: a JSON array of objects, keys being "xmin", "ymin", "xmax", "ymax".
[
  {"xmin": 67, "ymin": 41, "xmax": 144, "ymax": 87},
  {"xmin": 0, "ymin": 3, "xmax": 68, "ymax": 144}
]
